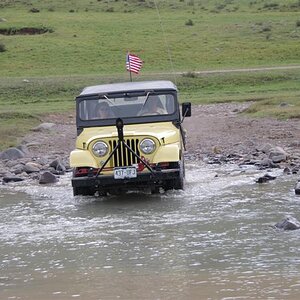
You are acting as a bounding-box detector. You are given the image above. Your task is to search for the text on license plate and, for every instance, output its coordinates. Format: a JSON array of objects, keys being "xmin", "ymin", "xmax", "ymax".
[{"xmin": 114, "ymin": 167, "xmax": 137, "ymax": 179}]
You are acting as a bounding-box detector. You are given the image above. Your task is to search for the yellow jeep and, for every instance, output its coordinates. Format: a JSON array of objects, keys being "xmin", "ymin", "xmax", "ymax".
[{"xmin": 70, "ymin": 80, "xmax": 191, "ymax": 196}]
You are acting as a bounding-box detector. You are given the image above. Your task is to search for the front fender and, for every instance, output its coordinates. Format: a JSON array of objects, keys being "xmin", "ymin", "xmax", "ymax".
[
  {"xmin": 70, "ymin": 149, "xmax": 98, "ymax": 168},
  {"xmin": 153, "ymin": 143, "xmax": 181, "ymax": 163}
]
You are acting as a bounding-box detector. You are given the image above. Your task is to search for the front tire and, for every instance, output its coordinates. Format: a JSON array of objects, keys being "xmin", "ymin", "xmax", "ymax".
[
  {"xmin": 73, "ymin": 186, "xmax": 95, "ymax": 196},
  {"xmin": 164, "ymin": 159, "xmax": 185, "ymax": 191}
]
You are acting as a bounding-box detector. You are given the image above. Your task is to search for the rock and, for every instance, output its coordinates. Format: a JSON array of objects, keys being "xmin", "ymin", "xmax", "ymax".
[
  {"xmin": 11, "ymin": 164, "xmax": 25, "ymax": 175},
  {"xmin": 274, "ymin": 217, "xmax": 300, "ymax": 230},
  {"xmin": 3, "ymin": 177, "xmax": 24, "ymax": 183},
  {"xmin": 212, "ymin": 146, "xmax": 222, "ymax": 154},
  {"xmin": 35, "ymin": 157, "xmax": 48, "ymax": 165},
  {"xmin": 23, "ymin": 162, "xmax": 42, "ymax": 173},
  {"xmin": 0, "ymin": 148, "xmax": 25, "ymax": 160},
  {"xmin": 49, "ymin": 158, "xmax": 66, "ymax": 173},
  {"xmin": 256, "ymin": 158, "xmax": 278, "ymax": 169},
  {"xmin": 291, "ymin": 167, "xmax": 299, "ymax": 174},
  {"xmin": 260, "ymin": 143, "xmax": 274, "ymax": 154},
  {"xmin": 295, "ymin": 181, "xmax": 300, "ymax": 195},
  {"xmin": 279, "ymin": 102, "xmax": 289, "ymax": 107},
  {"xmin": 269, "ymin": 146, "xmax": 287, "ymax": 163},
  {"xmin": 256, "ymin": 173, "xmax": 276, "ymax": 183},
  {"xmin": 5, "ymin": 160, "xmax": 22, "ymax": 168},
  {"xmin": 39, "ymin": 171, "xmax": 58, "ymax": 184},
  {"xmin": 16, "ymin": 145, "xmax": 29, "ymax": 155},
  {"xmin": 283, "ymin": 167, "xmax": 291, "ymax": 175},
  {"xmin": 31, "ymin": 123, "xmax": 56, "ymax": 132}
]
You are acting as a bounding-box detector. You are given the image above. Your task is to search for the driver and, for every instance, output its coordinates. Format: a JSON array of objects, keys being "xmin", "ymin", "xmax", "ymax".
[
  {"xmin": 95, "ymin": 102, "xmax": 115, "ymax": 119},
  {"xmin": 139, "ymin": 95, "xmax": 166, "ymax": 116}
]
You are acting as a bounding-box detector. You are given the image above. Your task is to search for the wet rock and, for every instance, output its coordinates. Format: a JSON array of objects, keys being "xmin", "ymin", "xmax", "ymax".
[
  {"xmin": 295, "ymin": 181, "xmax": 300, "ymax": 195},
  {"xmin": 3, "ymin": 176, "xmax": 24, "ymax": 183},
  {"xmin": 283, "ymin": 167, "xmax": 291, "ymax": 175},
  {"xmin": 31, "ymin": 123, "xmax": 56, "ymax": 132},
  {"xmin": 256, "ymin": 173, "xmax": 276, "ymax": 183},
  {"xmin": 256, "ymin": 158, "xmax": 278, "ymax": 169},
  {"xmin": 274, "ymin": 217, "xmax": 300, "ymax": 230},
  {"xmin": 291, "ymin": 166, "xmax": 300, "ymax": 174},
  {"xmin": 0, "ymin": 148, "xmax": 25, "ymax": 160},
  {"xmin": 289, "ymin": 141, "xmax": 300, "ymax": 147},
  {"xmin": 39, "ymin": 171, "xmax": 58, "ymax": 184}
]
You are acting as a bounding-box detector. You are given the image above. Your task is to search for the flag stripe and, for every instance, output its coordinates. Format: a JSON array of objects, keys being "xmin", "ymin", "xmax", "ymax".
[{"xmin": 126, "ymin": 53, "xmax": 143, "ymax": 74}]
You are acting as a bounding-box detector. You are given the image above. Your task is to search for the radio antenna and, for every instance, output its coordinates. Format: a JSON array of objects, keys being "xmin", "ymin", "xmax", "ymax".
[{"xmin": 152, "ymin": 0, "xmax": 177, "ymax": 85}]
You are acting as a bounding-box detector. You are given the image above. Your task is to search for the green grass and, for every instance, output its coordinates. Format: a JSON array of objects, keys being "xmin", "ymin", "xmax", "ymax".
[
  {"xmin": 1, "ymin": 0, "xmax": 300, "ymax": 76},
  {"xmin": 0, "ymin": 0, "xmax": 300, "ymax": 150}
]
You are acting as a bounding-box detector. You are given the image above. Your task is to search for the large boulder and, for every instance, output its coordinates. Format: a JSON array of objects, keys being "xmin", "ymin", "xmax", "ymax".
[
  {"xmin": 274, "ymin": 217, "xmax": 300, "ymax": 230},
  {"xmin": 0, "ymin": 148, "xmax": 25, "ymax": 160}
]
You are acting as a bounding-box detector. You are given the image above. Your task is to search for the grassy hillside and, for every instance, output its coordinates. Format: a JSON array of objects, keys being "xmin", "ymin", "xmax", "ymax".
[
  {"xmin": 0, "ymin": 0, "xmax": 300, "ymax": 149},
  {"xmin": 1, "ymin": 0, "xmax": 300, "ymax": 76}
]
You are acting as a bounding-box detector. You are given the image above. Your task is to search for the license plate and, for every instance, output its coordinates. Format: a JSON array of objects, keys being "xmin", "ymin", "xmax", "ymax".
[{"xmin": 114, "ymin": 167, "xmax": 137, "ymax": 179}]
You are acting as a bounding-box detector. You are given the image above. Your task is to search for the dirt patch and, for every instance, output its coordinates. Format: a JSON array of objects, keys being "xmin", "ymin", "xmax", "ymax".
[
  {"xmin": 0, "ymin": 27, "xmax": 53, "ymax": 35},
  {"xmin": 184, "ymin": 103, "xmax": 300, "ymax": 165}
]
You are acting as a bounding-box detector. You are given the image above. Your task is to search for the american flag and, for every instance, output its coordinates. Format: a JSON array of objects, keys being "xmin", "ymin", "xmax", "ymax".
[{"xmin": 126, "ymin": 53, "xmax": 143, "ymax": 74}]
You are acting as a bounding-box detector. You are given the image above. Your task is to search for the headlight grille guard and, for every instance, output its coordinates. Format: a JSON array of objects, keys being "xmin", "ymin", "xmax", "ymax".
[{"xmin": 95, "ymin": 118, "xmax": 155, "ymax": 178}]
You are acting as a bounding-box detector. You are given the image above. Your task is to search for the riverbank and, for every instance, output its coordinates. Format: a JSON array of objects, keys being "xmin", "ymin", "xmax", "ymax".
[{"xmin": 1, "ymin": 102, "xmax": 300, "ymax": 185}]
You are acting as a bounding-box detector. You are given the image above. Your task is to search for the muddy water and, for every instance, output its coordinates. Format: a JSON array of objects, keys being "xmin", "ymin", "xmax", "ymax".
[{"xmin": 1, "ymin": 163, "xmax": 300, "ymax": 300}]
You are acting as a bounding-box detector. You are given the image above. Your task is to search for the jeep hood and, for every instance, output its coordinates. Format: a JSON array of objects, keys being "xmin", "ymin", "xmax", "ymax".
[{"xmin": 76, "ymin": 122, "xmax": 180, "ymax": 149}]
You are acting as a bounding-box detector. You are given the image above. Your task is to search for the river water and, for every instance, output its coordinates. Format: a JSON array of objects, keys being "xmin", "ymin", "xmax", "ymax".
[{"xmin": 1, "ymin": 163, "xmax": 300, "ymax": 300}]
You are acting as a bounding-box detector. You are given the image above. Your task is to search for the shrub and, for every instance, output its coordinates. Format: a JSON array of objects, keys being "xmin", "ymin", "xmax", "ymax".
[
  {"xmin": 105, "ymin": 7, "xmax": 114, "ymax": 12},
  {"xmin": 0, "ymin": 43, "xmax": 6, "ymax": 52},
  {"xmin": 296, "ymin": 20, "xmax": 300, "ymax": 27},
  {"xmin": 29, "ymin": 8, "xmax": 40, "ymax": 13},
  {"xmin": 261, "ymin": 25, "xmax": 272, "ymax": 32},
  {"xmin": 185, "ymin": 19, "xmax": 194, "ymax": 26},
  {"xmin": 263, "ymin": 3, "xmax": 279, "ymax": 9},
  {"xmin": 266, "ymin": 33, "xmax": 272, "ymax": 40}
]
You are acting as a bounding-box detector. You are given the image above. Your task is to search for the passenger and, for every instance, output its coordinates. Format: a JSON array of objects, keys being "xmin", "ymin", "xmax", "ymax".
[
  {"xmin": 139, "ymin": 96, "xmax": 166, "ymax": 116},
  {"xmin": 95, "ymin": 102, "xmax": 115, "ymax": 119}
]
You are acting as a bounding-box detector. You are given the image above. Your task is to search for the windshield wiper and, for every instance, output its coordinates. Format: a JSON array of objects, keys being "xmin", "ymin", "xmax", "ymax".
[{"xmin": 139, "ymin": 91, "xmax": 155, "ymax": 112}]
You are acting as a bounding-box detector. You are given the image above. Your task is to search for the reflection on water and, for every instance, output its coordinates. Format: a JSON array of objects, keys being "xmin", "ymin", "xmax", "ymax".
[{"xmin": 1, "ymin": 163, "xmax": 300, "ymax": 299}]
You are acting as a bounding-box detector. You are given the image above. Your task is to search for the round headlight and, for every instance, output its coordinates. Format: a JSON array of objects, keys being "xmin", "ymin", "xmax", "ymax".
[
  {"xmin": 92, "ymin": 141, "xmax": 108, "ymax": 157},
  {"xmin": 140, "ymin": 138, "xmax": 156, "ymax": 154}
]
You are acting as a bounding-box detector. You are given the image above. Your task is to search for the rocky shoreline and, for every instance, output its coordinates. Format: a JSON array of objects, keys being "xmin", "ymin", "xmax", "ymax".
[{"xmin": 1, "ymin": 103, "xmax": 300, "ymax": 193}]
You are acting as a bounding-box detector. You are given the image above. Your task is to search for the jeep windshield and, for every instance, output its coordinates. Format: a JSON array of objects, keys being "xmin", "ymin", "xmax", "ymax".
[{"xmin": 78, "ymin": 92, "xmax": 176, "ymax": 121}]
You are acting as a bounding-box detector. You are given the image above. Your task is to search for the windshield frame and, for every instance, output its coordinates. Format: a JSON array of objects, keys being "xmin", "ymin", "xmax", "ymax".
[{"xmin": 75, "ymin": 89, "xmax": 180, "ymax": 129}]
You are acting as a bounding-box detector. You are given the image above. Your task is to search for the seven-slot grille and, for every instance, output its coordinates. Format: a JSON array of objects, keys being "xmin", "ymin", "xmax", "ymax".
[{"xmin": 108, "ymin": 138, "xmax": 141, "ymax": 167}]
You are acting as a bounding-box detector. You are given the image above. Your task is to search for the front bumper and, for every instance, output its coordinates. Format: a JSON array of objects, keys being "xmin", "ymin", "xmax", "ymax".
[{"xmin": 72, "ymin": 169, "xmax": 180, "ymax": 189}]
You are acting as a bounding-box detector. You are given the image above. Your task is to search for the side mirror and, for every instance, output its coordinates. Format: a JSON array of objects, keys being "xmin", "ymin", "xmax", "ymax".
[{"xmin": 182, "ymin": 102, "xmax": 191, "ymax": 118}]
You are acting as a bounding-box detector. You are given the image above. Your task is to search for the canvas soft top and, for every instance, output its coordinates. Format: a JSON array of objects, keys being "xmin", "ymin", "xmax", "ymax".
[{"xmin": 79, "ymin": 80, "xmax": 177, "ymax": 96}]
